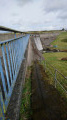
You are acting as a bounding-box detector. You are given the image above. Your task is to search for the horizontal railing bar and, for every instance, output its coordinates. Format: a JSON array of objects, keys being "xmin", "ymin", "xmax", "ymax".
[
  {"xmin": 57, "ymin": 80, "xmax": 67, "ymax": 93},
  {"xmin": 46, "ymin": 64, "xmax": 67, "ymax": 90},
  {"xmin": 44, "ymin": 60, "xmax": 67, "ymax": 80},
  {"xmin": 41, "ymin": 60, "xmax": 67, "ymax": 93},
  {"xmin": 0, "ymin": 35, "xmax": 23, "ymax": 45}
]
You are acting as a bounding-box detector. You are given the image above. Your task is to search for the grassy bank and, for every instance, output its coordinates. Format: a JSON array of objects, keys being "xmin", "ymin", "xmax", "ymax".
[
  {"xmin": 51, "ymin": 32, "xmax": 67, "ymax": 50},
  {"xmin": 20, "ymin": 67, "xmax": 32, "ymax": 120},
  {"xmin": 43, "ymin": 52, "xmax": 67, "ymax": 98},
  {"xmin": 43, "ymin": 52, "xmax": 67, "ymax": 76}
]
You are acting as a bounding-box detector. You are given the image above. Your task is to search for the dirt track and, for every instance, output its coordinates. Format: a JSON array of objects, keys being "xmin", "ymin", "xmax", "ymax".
[{"xmin": 31, "ymin": 61, "xmax": 67, "ymax": 120}]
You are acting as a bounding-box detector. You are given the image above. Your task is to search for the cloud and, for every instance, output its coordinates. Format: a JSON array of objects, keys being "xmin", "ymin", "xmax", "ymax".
[
  {"xmin": 0, "ymin": 0, "xmax": 67, "ymax": 31},
  {"xmin": 42, "ymin": 0, "xmax": 67, "ymax": 28},
  {"xmin": 58, "ymin": 11, "xmax": 67, "ymax": 20},
  {"xmin": 16, "ymin": 0, "xmax": 33, "ymax": 6},
  {"xmin": 43, "ymin": 0, "xmax": 67, "ymax": 12}
]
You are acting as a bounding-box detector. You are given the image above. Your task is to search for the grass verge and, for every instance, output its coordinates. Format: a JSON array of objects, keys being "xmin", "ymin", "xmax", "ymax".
[
  {"xmin": 43, "ymin": 52, "xmax": 67, "ymax": 99},
  {"xmin": 20, "ymin": 67, "xmax": 32, "ymax": 120}
]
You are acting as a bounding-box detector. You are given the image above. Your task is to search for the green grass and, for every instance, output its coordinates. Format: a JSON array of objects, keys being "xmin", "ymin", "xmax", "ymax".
[
  {"xmin": 20, "ymin": 67, "xmax": 32, "ymax": 120},
  {"xmin": 43, "ymin": 52, "xmax": 67, "ymax": 76},
  {"xmin": 43, "ymin": 52, "xmax": 67, "ymax": 98},
  {"xmin": 51, "ymin": 32, "xmax": 67, "ymax": 50}
]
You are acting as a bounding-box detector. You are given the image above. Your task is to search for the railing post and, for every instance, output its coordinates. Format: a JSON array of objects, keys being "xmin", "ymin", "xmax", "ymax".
[
  {"xmin": 0, "ymin": 87, "xmax": 5, "ymax": 120},
  {"xmin": 55, "ymin": 70, "xmax": 57, "ymax": 88},
  {"xmin": 15, "ymin": 33, "xmax": 16, "ymax": 38},
  {"xmin": 1, "ymin": 45, "xmax": 10, "ymax": 90}
]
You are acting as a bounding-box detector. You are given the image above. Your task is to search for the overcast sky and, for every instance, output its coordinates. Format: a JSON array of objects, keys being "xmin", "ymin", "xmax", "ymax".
[{"xmin": 0, "ymin": 0, "xmax": 67, "ymax": 31}]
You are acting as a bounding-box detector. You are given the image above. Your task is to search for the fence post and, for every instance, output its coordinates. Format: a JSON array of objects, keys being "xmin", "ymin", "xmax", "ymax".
[{"xmin": 55, "ymin": 70, "xmax": 57, "ymax": 88}]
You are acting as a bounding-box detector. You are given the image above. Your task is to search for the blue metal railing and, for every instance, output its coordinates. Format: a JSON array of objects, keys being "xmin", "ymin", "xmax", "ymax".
[{"xmin": 0, "ymin": 34, "xmax": 30, "ymax": 119}]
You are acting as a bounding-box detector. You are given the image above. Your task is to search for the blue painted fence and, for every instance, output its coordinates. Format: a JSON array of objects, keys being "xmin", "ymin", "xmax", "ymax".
[{"xmin": 0, "ymin": 34, "xmax": 30, "ymax": 119}]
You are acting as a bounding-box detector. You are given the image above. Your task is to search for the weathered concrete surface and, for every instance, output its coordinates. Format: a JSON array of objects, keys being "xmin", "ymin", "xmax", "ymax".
[
  {"xmin": 31, "ymin": 36, "xmax": 45, "ymax": 61},
  {"xmin": 27, "ymin": 38, "xmax": 34, "ymax": 66},
  {"xmin": 5, "ymin": 60, "xmax": 27, "ymax": 120},
  {"xmin": 5, "ymin": 37, "xmax": 34, "ymax": 120},
  {"xmin": 34, "ymin": 37, "xmax": 43, "ymax": 51}
]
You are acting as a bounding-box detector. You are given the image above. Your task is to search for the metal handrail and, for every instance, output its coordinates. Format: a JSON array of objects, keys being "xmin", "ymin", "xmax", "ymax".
[
  {"xmin": 0, "ymin": 34, "xmax": 30, "ymax": 119},
  {"xmin": 0, "ymin": 35, "xmax": 23, "ymax": 45}
]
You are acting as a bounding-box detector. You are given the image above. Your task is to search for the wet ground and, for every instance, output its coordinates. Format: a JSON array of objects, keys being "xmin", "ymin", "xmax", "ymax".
[{"xmin": 31, "ymin": 61, "xmax": 67, "ymax": 120}]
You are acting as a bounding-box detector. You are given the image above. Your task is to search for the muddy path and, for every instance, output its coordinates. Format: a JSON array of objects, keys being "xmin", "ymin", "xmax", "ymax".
[{"xmin": 31, "ymin": 61, "xmax": 67, "ymax": 120}]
